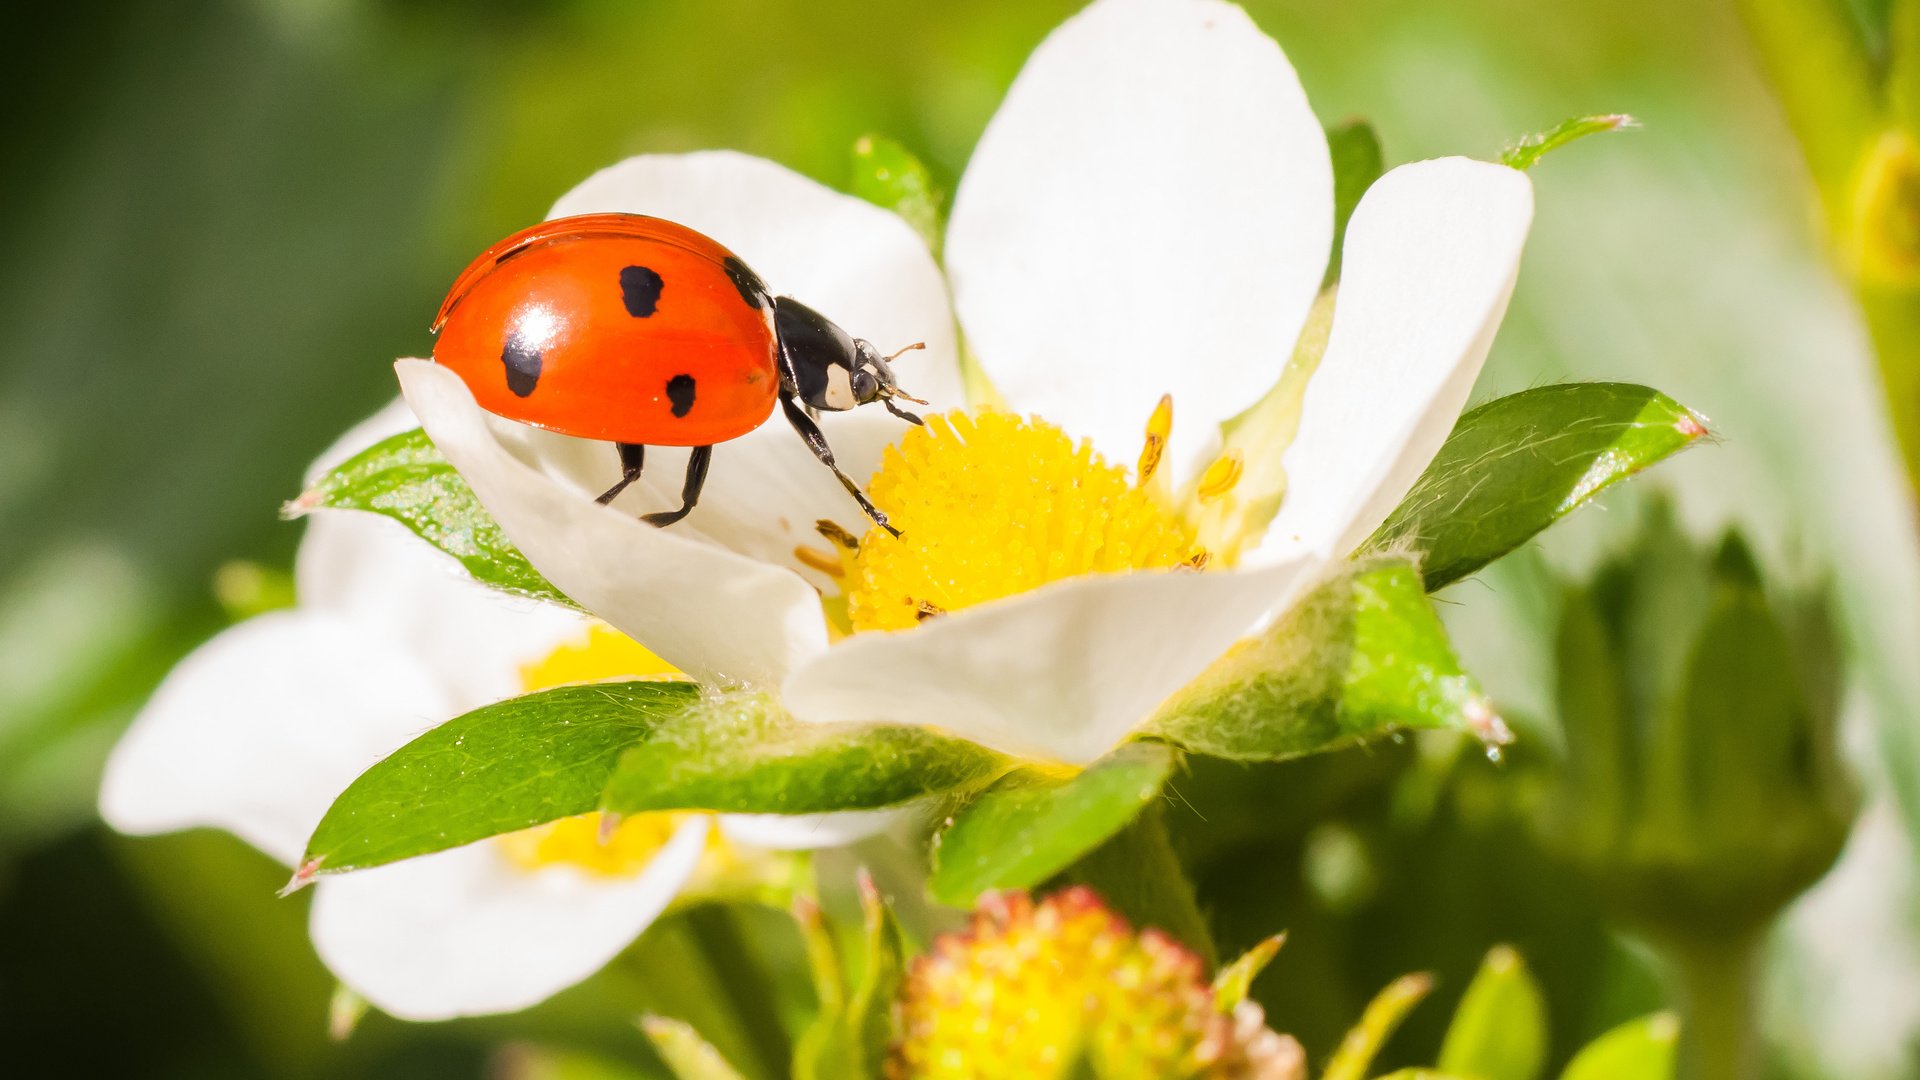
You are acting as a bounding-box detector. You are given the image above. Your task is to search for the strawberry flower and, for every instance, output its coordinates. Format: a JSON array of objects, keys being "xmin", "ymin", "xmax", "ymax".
[
  {"xmin": 398, "ymin": 0, "xmax": 1532, "ymax": 765},
  {"xmin": 98, "ymin": 405, "xmax": 836, "ymax": 1020}
]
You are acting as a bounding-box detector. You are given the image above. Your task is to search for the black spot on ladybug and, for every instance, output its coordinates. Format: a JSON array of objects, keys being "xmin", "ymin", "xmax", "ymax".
[
  {"xmin": 620, "ymin": 265, "xmax": 664, "ymax": 317},
  {"xmin": 723, "ymin": 256, "xmax": 767, "ymax": 310},
  {"xmin": 501, "ymin": 331, "xmax": 542, "ymax": 397},
  {"xmin": 667, "ymin": 374, "xmax": 696, "ymax": 418}
]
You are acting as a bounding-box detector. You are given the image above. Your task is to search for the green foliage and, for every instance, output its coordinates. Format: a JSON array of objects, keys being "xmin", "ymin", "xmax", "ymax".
[
  {"xmin": 851, "ymin": 134, "xmax": 945, "ymax": 258},
  {"xmin": 1366, "ymin": 383, "xmax": 1707, "ymax": 592},
  {"xmin": 1146, "ymin": 560, "xmax": 1497, "ymax": 760},
  {"xmin": 641, "ymin": 1015, "xmax": 748, "ymax": 1080},
  {"xmin": 1558, "ymin": 1013, "xmax": 1680, "ymax": 1080},
  {"xmin": 791, "ymin": 875, "xmax": 904, "ymax": 1080},
  {"xmin": 1324, "ymin": 973, "xmax": 1435, "ymax": 1080},
  {"xmin": 600, "ymin": 691, "xmax": 1007, "ymax": 817},
  {"xmin": 1437, "ymin": 945, "xmax": 1549, "ymax": 1080},
  {"xmin": 790, "ymin": 895, "xmax": 855, "ymax": 1080},
  {"xmin": 302, "ymin": 681, "xmax": 698, "ymax": 874},
  {"xmin": 1324, "ymin": 119, "xmax": 1386, "ymax": 285},
  {"xmin": 1211, "ymin": 933, "xmax": 1286, "ymax": 1012},
  {"xmin": 927, "ymin": 741, "xmax": 1175, "ymax": 906},
  {"xmin": 288, "ymin": 428, "xmax": 576, "ymax": 609},
  {"xmin": 1501, "ymin": 115, "xmax": 1635, "ymax": 170},
  {"xmin": 849, "ymin": 875, "xmax": 906, "ymax": 1077}
]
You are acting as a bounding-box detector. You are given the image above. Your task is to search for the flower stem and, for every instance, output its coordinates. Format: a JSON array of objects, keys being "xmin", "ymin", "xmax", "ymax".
[
  {"xmin": 1670, "ymin": 934, "xmax": 1760, "ymax": 1080},
  {"xmin": 1057, "ymin": 803, "xmax": 1217, "ymax": 967}
]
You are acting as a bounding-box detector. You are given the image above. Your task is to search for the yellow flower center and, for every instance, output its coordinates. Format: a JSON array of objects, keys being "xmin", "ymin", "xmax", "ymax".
[
  {"xmin": 890, "ymin": 887, "xmax": 1230, "ymax": 1080},
  {"xmin": 496, "ymin": 812, "xmax": 686, "ymax": 876},
  {"xmin": 498, "ymin": 621, "xmax": 687, "ymax": 875},
  {"xmin": 844, "ymin": 410, "xmax": 1202, "ymax": 632}
]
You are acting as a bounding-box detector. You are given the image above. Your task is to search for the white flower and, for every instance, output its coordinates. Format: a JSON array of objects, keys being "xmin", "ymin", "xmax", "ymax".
[
  {"xmin": 397, "ymin": 0, "xmax": 1532, "ymax": 768},
  {"xmin": 95, "ymin": 405, "xmax": 822, "ymax": 1021}
]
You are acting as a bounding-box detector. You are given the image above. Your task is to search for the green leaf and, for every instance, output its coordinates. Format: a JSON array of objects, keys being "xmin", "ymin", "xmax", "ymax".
[
  {"xmin": 1145, "ymin": 560, "xmax": 1501, "ymax": 761},
  {"xmin": 1501, "ymin": 114, "xmax": 1634, "ymax": 170},
  {"xmin": 1324, "ymin": 974, "xmax": 1435, "ymax": 1080},
  {"xmin": 928, "ymin": 741, "xmax": 1175, "ymax": 907},
  {"xmin": 1437, "ymin": 945, "xmax": 1548, "ymax": 1080},
  {"xmin": 849, "ymin": 873, "xmax": 906, "ymax": 1078},
  {"xmin": 1323, "ymin": 119, "xmax": 1385, "ymax": 286},
  {"xmin": 851, "ymin": 134, "xmax": 945, "ymax": 258},
  {"xmin": 1558, "ymin": 1012, "xmax": 1679, "ymax": 1080},
  {"xmin": 600, "ymin": 691, "xmax": 1007, "ymax": 816},
  {"xmin": 641, "ymin": 1015, "xmax": 750, "ymax": 1080},
  {"xmin": 286, "ymin": 428, "xmax": 576, "ymax": 609},
  {"xmin": 1365, "ymin": 383, "xmax": 1708, "ymax": 592},
  {"xmin": 1212, "ymin": 933, "xmax": 1286, "ymax": 1011},
  {"xmin": 1060, "ymin": 803, "xmax": 1216, "ymax": 964},
  {"xmin": 301, "ymin": 681, "xmax": 698, "ymax": 874}
]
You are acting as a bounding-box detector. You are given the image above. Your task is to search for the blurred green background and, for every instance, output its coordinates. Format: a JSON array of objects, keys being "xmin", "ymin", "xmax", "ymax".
[{"xmin": 5, "ymin": 0, "xmax": 1919, "ymax": 1077}]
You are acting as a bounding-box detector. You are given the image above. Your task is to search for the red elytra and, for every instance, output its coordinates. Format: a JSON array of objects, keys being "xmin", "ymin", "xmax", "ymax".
[
  {"xmin": 429, "ymin": 212, "xmax": 925, "ymax": 531},
  {"xmin": 432, "ymin": 213, "xmax": 779, "ymax": 447}
]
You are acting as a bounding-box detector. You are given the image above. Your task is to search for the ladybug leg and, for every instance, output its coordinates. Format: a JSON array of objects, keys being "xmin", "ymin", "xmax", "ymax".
[
  {"xmin": 642, "ymin": 445, "xmax": 712, "ymax": 528},
  {"xmin": 595, "ymin": 442, "xmax": 647, "ymax": 505},
  {"xmin": 780, "ymin": 391, "xmax": 900, "ymax": 537}
]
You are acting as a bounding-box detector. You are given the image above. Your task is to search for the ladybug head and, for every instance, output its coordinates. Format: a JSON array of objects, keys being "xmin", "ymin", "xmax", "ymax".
[{"xmin": 775, "ymin": 297, "xmax": 927, "ymax": 422}]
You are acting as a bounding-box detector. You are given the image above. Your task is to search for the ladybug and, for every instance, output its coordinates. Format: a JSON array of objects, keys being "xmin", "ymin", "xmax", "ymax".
[{"xmin": 431, "ymin": 212, "xmax": 926, "ymax": 532}]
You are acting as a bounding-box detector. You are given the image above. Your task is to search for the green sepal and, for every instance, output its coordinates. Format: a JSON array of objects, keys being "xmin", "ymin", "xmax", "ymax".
[
  {"xmin": 1323, "ymin": 119, "xmax": 1385, "ymax": 286},
  {"xmin": 927, "ymin": 741, "xmax": 1175, "ymax": 907},
  {"xmin": 851, "ymin": 134, "xmax": 944, "ymax": 258},
  {"xmin": 1365, "ymin": 383, "xmax": 1708, "ymax": 592},
  {"xmin": 791, "ymin": 895, "xmax": 856, "ymax": 1080},
  {"xmin": 1558, "ymin": 1012, "xmax": 1679, "ymax": 1080},
  {"xmin": 1436, "ymin": 945, "xmax": 1548, "ymax": 1080},
  {"xmin": 300, "ymin": 681, "xmax": 698, "ymax": 875},
  {"xmin": 1212, "ymin": 933, "xmax": 1286, "ymax": 1012},
  {"xmin": 1145, "ymin": 560, "xmax": 1499, "ymax": 761},
  {"xmin": 600, "ymin": 691, "xmax": 1007, "ymax": 817},
  {"xmin": 286, "ymin": 427, "xmax": 575, "ymax": 609},
  {"xmin": 850, "ymin": 873, "xmax": 905, "ymax": 1078},
  {"xmin": 641, "ymin": 1015, "xmax": 750, "ymax": 1080},
  {"xmin": 1501, "ymin": 114, "xmax": 1634, "ymax": 170},
  {"xmin": 1324, "ymin": 974, "xmax": 1435, "ymax": 1080}
]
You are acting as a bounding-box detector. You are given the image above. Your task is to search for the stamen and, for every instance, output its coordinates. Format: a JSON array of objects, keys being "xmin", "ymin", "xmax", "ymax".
[
  {"xmin": 847, "ymin": 409, "xmax": 1202, "ymax": 632},
  {"xmin": 1197, "ymin": 449, "xmax": 1245, "ymax": 504},
  {"xmin": 794, "ymin": 545, "xmax": 845, "ymax": 577},
  {"xmin": 1137, "ymin": 394, "xmax": 1174, "ymax": 485}
]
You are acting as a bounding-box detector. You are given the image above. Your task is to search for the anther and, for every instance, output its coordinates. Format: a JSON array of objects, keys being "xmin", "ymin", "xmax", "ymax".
[
  {"xmin": 1137, "ymin": 394, "xmax": 1173, "ymax": 485},
  {"xmin": 1197, "ymin": 448, "xmax": 1245, "ymax": 504},
  {"xmin": 815, "ymin": 519, "xmax": 861, "ymax": 551},
  {"xmin": 794, "ymin": 545, "xmax": 845, "ymax": 577}
]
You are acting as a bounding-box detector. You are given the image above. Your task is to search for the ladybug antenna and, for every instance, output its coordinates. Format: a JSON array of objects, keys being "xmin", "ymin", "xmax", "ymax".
[
  {"xmin": 886, "ymin": 386, "xmax": 929, "ymax": 406},
  {"xmin": 884, "ymin": 342, "xmax": 926, "ymax": 363}
]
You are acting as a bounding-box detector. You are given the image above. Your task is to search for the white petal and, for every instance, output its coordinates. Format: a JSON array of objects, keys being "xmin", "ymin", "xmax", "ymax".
[
  {"xmin": 310, "ymin": 816, "xmax": 708, "ymax": 1020},
  {"xmin": 296, "ymin": 511, "xmax": 591, "ymax": 713},
  {"xmin": 783, "ymin": 559, "xmax": 1320, "ymax": 765},
  {"xmin": 397, "ymin": 359, "xmax": 829, "ymax": 689},
  {"xmin": 97, "ymin": 611, "xmax": 450, "ymax": 865},
  {"xmin": 1259, "ymin": 158, "xmax": 1534, "ymax": 565},
  {"xmin": 303, "ymin": 398, "xmax": 420, "ymax": 488},
  {"xmin": 717, "ymin": 808, "xmax": 905, "ymax": 850},
  {"xmin": 946, "ymin": 0, "xmax": 1332, "ymax": 485},
  {"xmin": 551, "ymin": 150, "xmax": 963, "ymax": 410}
]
